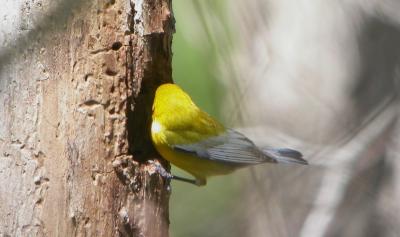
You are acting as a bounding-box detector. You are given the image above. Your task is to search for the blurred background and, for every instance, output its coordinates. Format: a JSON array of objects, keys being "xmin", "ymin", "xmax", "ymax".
[{"xmin": 170, "ymin": 0, "xmax": 400, "ymax": 236}]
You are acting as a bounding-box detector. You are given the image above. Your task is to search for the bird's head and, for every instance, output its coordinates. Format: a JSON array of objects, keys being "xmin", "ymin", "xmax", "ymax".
[{"xmin": 152, "ymin": 83, "xmax": 198, "ymax": 120}]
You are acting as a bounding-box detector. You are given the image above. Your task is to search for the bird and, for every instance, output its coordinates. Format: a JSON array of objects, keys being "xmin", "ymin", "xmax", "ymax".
[{"xmin": 150, "ymin": 83, "xmax": 307, "ymax": 186}]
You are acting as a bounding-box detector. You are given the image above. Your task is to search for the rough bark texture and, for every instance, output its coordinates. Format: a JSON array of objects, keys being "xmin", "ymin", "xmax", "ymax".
[{"xmin": 0, "ymin": 0, "xmax": 173, "ymax": 236}]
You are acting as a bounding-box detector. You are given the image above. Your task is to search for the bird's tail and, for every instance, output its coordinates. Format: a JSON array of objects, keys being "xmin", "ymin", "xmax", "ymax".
[{"xmin": 262, "ymin": 148, "xmax": 308, "ymax": 165}]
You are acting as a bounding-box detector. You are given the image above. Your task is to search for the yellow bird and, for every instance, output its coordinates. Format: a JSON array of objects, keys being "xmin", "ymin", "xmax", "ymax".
[{"xmin": 151, "ymin": 83, "xmax": 307, "ymax": 186}]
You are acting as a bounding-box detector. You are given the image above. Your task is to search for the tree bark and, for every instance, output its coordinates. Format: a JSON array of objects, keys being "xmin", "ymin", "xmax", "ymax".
[{"xmin": 0, "ymin": 0, "xmax": 173, "ymax": 236}]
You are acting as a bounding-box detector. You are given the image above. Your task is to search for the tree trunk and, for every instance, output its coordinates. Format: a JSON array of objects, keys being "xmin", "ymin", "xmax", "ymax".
[{"xmin": 0, "ymin": 0, "xmax": 174, "ymax": 236}]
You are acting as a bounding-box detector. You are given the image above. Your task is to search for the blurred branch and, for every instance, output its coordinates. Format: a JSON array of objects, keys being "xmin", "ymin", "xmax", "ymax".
[
  {"xmin": 309, "ymin": 93, "xmax": 398, "ymax": 166},
  {"xmin": 300, "ymin": 101, "xmax": 398, "ymax": 237}
]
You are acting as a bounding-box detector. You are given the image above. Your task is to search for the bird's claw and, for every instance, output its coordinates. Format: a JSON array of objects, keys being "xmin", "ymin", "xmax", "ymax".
[
  {"xmin": 148, "ymin": 160, "xmax": 205, "ymax": 186},
  {"xmin": 148, "ymin": 160, "xmax": 173, "ymax": 179}
]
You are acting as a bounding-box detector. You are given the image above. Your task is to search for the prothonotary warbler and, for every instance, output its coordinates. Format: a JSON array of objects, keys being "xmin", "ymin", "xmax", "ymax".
[{"xmin": 151, "ymin": 83, "xmax": 307, "ymax": 186}]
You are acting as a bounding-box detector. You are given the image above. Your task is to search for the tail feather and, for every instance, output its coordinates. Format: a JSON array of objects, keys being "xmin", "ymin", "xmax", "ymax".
[{"xmin": 263, "ymin": 148, "xmax": 308, "ymax": 165}]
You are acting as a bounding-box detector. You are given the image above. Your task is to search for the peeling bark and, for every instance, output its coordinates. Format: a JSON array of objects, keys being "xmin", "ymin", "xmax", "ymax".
[{"xmin": 0, "ymin": 0, "xmax": 174, "ymax": 236}]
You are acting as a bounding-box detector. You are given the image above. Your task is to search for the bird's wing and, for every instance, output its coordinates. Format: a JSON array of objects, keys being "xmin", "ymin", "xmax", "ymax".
[{"xmin": 172, "ymin": 129, "xmax": 272, "ymax": 165}]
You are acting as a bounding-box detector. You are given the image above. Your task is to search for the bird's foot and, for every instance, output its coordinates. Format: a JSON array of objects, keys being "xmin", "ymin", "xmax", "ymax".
[
  {"xmin": 148, "ymin": 160, "xmax": 205, "ymax": 186},
  {"xmin": 148, "ymin": 160, "xmax": 173, "ymax": 179}
]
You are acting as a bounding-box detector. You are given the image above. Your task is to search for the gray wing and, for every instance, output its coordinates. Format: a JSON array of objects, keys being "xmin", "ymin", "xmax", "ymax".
[{"xmin": 172, "ymin": 129, "xmax": 274, "ymax": 165}]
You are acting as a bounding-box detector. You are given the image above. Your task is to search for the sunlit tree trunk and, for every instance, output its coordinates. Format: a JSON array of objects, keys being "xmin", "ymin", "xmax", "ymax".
[{"xmin": 0, "ymin": 0, "xmax": 173, "ymax": 236}]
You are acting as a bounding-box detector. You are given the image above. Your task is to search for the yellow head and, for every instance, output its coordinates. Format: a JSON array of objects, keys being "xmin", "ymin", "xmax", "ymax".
[
  {"xmin": 153, "ymin": 83, "xmax": 197, "ymax": 116},
  {"xmin": 152, "ymin": 84, "xmax": 200, "ymax": 130}
]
